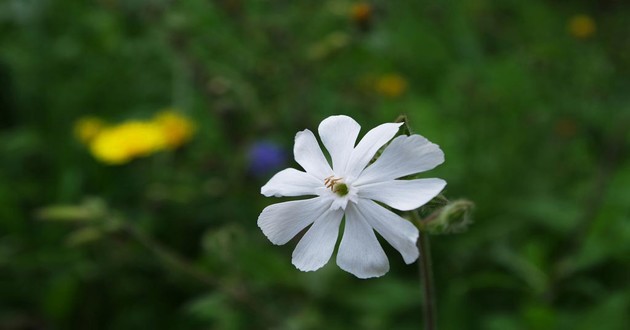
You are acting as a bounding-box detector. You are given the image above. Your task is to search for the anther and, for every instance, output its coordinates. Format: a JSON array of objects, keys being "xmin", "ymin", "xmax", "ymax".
[{"xmin": 324, "ymin": 175, "xmax": 342, "ymax": 191}]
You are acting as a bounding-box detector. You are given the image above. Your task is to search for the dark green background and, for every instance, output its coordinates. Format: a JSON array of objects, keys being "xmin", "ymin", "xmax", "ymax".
[{"xmin": 1, "ymin": 0, "xmax": 629, "ymax": 329}]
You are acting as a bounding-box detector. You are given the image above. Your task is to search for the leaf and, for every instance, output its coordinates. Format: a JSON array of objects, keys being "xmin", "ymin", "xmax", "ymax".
[
  {"xmin": 36, "ymin": 198, "xmax": 107, "ymax": 223},
  {"xmin": 65, "ymin": 227, "xmax": 102, "ymax": 246}
]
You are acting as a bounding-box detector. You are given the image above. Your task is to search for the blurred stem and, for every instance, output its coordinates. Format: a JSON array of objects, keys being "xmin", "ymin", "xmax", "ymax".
[
  {"xmin": 122, "ymin": 223, "xmax": 275, "ymax": 325},
  {"xmin": 125, "ymin": 223, "xmax": 217, "ymax": 286},
  {"xmin": 411, "ymin": 210, "xmax": 437, "ymax": 330}
]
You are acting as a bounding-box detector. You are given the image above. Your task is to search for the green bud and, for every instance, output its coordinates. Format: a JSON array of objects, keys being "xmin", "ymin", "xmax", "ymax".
[{"xmin": 425, "ymin": 199, "xmax": 474, "ymax": 235}]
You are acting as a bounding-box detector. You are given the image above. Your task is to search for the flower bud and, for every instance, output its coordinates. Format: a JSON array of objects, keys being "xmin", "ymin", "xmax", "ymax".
[{"xmin": 425, "ymin": 199, "xmax": 474, "ymax": 234}]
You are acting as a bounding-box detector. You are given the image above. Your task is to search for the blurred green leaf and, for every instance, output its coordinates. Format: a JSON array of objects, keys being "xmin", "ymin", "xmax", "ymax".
[
  {"xmin": 65, "ymin": 227, "xmax": 102, "ymax": 246},
  {"xmin": 37, "ymin": 198, "xmax": 107, "ymax": 222}
]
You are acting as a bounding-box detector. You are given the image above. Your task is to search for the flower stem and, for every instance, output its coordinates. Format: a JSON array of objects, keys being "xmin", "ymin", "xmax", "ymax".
[
  {"xmin": 124, "ymin": 223, "xmax": 218, "ymax": 286},
  {"xmin": 418, "ymin": 230, "xmax": 437, "ymax": 330},
  {"xmin": 411, "ymin": 211, "xmax": 437, "ymax": 330},
  {"xmin": 122, "ymin": 223, "xmax": 276, "ymax": 325}
]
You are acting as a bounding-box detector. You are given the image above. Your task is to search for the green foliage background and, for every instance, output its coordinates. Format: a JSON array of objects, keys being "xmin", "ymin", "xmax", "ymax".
[{"xmin": 1, "ymin": 0, "xmax": 629, "ymax": 329}]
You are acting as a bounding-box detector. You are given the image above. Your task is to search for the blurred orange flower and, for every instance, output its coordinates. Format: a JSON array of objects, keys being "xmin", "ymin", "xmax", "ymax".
[
  {"xmin": 375, "ymin": 74, "xmax": 408, "ymax": 98},
  {"xmin": 350, "ymin": 2, "xmax": 372, "ymax": 23},
  {"xmin": 153, "ymin": 110, "xmax": 196, "ymax": 149},
  {"xmin": 568, "ymin": 14, "xmax": 596, "ymax": 39}
]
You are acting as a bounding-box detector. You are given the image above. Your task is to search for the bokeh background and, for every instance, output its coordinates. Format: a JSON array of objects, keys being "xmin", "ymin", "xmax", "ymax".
[{"xmin": 1, "ymin": 0, "xmax": 629, "ymax": 329}]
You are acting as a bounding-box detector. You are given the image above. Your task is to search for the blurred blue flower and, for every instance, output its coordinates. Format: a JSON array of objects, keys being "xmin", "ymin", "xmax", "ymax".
[{"xmin": 247, "ymin": 141, "xmax": 287, "ymax": 177}]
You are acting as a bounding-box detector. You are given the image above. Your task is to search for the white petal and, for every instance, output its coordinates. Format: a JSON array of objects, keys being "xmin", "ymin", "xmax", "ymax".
[
  {"xmin": 257, "ymin": 197, "xmax": 331, "ymax": 245},
  {"xmin": 261, "ymin": 168, "xmax": 322, "ymax": 197},
  {"xmin": 292, "ymin": 208, "xmax": 343, "ymax": 272},
  {"xmin": 318, "ymin": 115, "xmax": 361, "ymax": 175},
  {"xmin": 354, "ymin": 199, "xmax": 419, "ymax": 264},
  {"xmin": 294, "ymin": 129, "xmax": 333, "ymax": 180},
  {"xmin": 355, "ymin": 135, "xmax": 444, "ymax": 185},
  {"xmin": 345, "ymin": 122, "xmax": 402, "ymax": 180},
  {"xmin": 337, "ymin": 204, "xmax": 389, "ymax": 278},
  {"xmin": 358, "ymin": 178, "xmax": 446, "ymax": 211}
]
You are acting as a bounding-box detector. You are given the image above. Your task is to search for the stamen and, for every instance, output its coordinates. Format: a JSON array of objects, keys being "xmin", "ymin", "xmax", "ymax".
[
  {"xmin": 324, "ymin": 175, "xmax": 342, "ymax": 191},
  {"xmin": 324, "ymin": 176, "xmax": 348, "ymax": 196}
]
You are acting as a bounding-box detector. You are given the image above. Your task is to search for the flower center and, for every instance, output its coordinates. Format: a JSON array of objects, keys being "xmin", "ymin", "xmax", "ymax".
[{"xmin": 324, "ymin": 175, "xmax": 349, "ymax": 197}]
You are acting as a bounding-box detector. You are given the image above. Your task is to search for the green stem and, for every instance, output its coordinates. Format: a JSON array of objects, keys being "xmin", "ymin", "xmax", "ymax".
[
  {"xmin": 122, "ymin": 223, "xmax": 275, "ymax": 324},
  {"xmin": 411, "ymin": 211, "xmax": 437, "ymax": 330},
  {"xmin": 125, "ymin": 224, "xmax": 218, "ymax": 286},
  {"xmin": 419, "ymin": 230, "xmax": 437, "ymax": 330}
]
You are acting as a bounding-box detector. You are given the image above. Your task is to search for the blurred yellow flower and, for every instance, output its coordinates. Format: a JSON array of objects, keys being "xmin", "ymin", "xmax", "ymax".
[
  {"xmin": 74, "ymin": 116, "xmax": 106, "ymax": 144},
  {"xmin": 568, "ymin": 14, "xmax": 596, "ymax": 39},
  {"xmin": 153, "ymin": 110, "xmax": 196, "ymax": 149},
  {"xmin": 89, "ymin": 121, "xmax": 166, "ymax": 165},
  {"xmin": 375, "ymin": 74, "xmax": 408, "ymax": 98}
]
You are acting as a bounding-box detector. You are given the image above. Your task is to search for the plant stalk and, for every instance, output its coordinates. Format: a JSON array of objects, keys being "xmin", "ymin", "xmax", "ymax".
[
  {"xmin": 122, "ymin": 223, "xmax": 275, "ymax": 325},
  {"xmin": 412, "ymin": 211, "xmax": 437, "ymax": 330}
]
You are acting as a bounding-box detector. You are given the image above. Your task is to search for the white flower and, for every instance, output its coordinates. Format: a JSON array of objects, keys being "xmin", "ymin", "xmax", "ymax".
[{"xmin": 257, "ymin": 115, "xmax": 446, "ymax": 278}]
